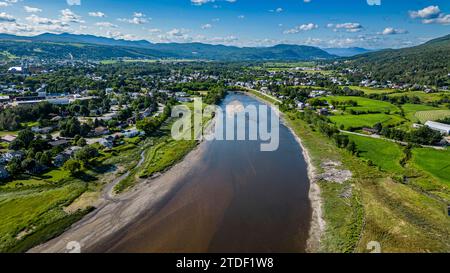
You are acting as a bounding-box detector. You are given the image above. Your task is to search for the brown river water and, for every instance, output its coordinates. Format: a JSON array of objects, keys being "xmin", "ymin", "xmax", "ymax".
[{"xmin": 90, "ymin": 92, "xmax": 312, "ymax": 253}]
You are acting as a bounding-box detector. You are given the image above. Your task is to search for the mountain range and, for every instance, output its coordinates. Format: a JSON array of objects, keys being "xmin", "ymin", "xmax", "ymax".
[
  {"xmin": 0, "ymin": 33, "xmax": 336, "ymax": 61},
  {"xmin": 323, "ymin": 47, "xmax": 372, "ymax": 57}
]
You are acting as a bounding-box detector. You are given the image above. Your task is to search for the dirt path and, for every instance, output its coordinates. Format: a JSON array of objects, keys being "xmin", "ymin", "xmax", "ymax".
[{"xmin": 28, "ymin": 142, "xmax": 209, "ymax": 253}]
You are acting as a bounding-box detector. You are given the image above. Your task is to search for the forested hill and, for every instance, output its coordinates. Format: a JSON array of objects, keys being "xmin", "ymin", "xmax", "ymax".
[
  {"xmin": 0, "ymin": 33, "xmax": 335, "ymax": 61},
  {"xmin": 343, "ymin": 34, "xmax": 450, "ymax": 86}
]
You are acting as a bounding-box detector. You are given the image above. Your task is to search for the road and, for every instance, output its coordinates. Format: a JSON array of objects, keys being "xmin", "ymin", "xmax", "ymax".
[{"xmin": 340, "ymin": 130, "xmax": 446, "ymax": 150}]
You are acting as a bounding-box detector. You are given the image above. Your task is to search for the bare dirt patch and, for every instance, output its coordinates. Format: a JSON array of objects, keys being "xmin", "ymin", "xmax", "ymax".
[{"xmin": 318, "ymin": 161, "xmax": 353, "ymax": 184}]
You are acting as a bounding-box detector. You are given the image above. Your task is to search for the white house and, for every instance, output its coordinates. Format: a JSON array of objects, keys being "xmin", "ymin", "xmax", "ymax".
[{"xmin": 425, "ymin": 121, "xmax": 450, "ymax": 135}]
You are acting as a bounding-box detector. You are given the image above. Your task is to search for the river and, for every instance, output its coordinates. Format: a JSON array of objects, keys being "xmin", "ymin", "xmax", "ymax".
[{"xmin": 90, "ymin": 92, "xmax": 312, "ymax": 253}]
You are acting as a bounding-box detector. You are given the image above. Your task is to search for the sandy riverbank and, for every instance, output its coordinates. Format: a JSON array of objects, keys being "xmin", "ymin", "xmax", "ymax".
[
  {"xmin": 29, "ymin": 136, "xmax": 211, "ymax": 253},
  {"xmin": 243, "ymin": 90, "xmax": 325, "ymax": 253}
]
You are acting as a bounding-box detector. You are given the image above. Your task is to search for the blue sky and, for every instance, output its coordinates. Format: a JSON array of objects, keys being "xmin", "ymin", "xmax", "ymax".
[{"xmin": 0, "ymin": 0, "xmax": 449, "ymax": 49}]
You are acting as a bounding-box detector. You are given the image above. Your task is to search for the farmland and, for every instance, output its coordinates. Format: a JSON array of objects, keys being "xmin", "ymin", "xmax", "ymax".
[
  {"xmin": 415, "ymin": 110, "xmax": 450, "ymax": 123},
  {"xmin": 330, "ymin": 113, "xmax": 404, "ymax": 130},
  {"xmin": 388, "ymin": 91, "xmax": 448, "ymax": 103},
  {"xmin": 347, "ymin": 86, "xmax": 399, "ymax": 95},
  {"xmin": 346, "ymin": 134, "xmax": 404, "ymax": 174},
  {"xmin": 412, "ymin": 148, "xmax": 450, "ymax": 185}
]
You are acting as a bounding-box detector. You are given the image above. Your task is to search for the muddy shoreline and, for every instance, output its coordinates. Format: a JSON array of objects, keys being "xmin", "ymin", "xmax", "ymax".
[
  {"xmin": 30, "ymin": 92, "xmax": 321, "ymax": 253},
  {"xmin": 243, "ymin": 90, "xmax": 325, "ymax": 252}
]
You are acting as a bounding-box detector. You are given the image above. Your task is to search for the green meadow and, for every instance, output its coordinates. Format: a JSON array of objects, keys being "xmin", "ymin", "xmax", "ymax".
[
  {"xmin": 412, "ymin": 148, "xmax": 450, "ymax": 185},
  {"xmin": 330, "ymin": 113, "xmax": 404, "ymax": 130},
  {"xmin": 346, "ymin": 134, "xmax": 404, "ymax": 174}
]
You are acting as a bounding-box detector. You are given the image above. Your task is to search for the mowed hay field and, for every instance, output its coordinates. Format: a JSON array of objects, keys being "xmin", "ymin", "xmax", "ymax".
[
  {"xmin": 330, "ymin": 113, "xmax": 404, "ymax": 130},
  {"xmin": 412, "ymin": 148, "xmax": 450, "ymax": 185},
  {"xmin": 415, "ymin": 110, "xmax": 450, "ymax": 123},
  {"xmin": 346, "ymin": 134, "xmax": 404, "ymax": 174},
  {"xmin": 401, "ymin": 104, "xmax": 441, "ymax": 123}
]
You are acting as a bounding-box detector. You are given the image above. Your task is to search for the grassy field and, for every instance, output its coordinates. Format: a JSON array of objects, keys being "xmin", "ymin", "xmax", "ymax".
[
  {"xmin": 348, "ymin": 86, "xmax": 399, "ymax": 95},
  {"xmin": 412, "ymin": 148, "xmax": 450, "ymax": 185},
  {"xmin": 139, "ymin": 139, "xmax": 197, "ymax": 179},
  {"xmin": 326, "ymin": 96, "xmax": 400, "ymax": 113},
  {"xmin": 346, "ymin": 134, "xmax": 404, "ymax": 174},
  {"xmin": 415, "ymin": 110, "xmax": 450, "ymax": 123},
  {"xmin": 389, "ymin": 91, "xmax": 448, "ymax": 103},
  {"xmin": 251, "ymin": 90, "xmax": 450, "ymax": 252},
  {"xmin": 401, "ymin": 104, "xmax": 441, "ymax": 123},
  {"xmin": 0, "ymin": 181, "xmax": 87, "ymax": 252},
  {"xmin": 330, "ymin": 113, "xmax": 404, "ymax": 130}
]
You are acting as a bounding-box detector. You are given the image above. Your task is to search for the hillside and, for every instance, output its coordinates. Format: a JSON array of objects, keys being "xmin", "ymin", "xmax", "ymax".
[
  {"xmin": 345, "ymin": 34, "xmax": 450, "ymax": 85},
  {"xmin": 323, "ymin": 47, "xmax": 372, "ymax": 57},
  {"xmin": 0, "ymin": 33, "xmax": 335, "ymax": 61}
]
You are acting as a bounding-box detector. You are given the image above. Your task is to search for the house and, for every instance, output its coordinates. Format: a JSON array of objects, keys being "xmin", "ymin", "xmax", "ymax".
[
  {"xmin": 1, "ymin": 151, "xmax": 24, "ymax": 163},
  {"xmin": 94, "ymin": 126, "xmax": 110, "ymax": 136},
  {"xmin": 425, "ymin": 121, "xmax": 450, "ymax": 135},
  {"xmin": 363, "ymin": 128, "xmax": 378, "ymax": 135},
  {"xmin": 8, "ymin": 66, "xmax": 23, "ymax": 73},
  {"xmin": 31, "ymin": 126, "xmax": 54, "ymax": 134},
  {"xmin": 54, "ymin": 153, "xmax": 70, "ymax": 167},
  {"xmin": 123, "ymin": 129, "xmax": 143, "ymax": 138},
  {"xmin": 1, "ymin": 135, "xmax": 16, "ymax": 143},
  {"xmin": 99, "ymin": 138, "xmax": 114, "ymax": 149},
  {"xmin": 317, "ymin": 108, "xmax": 329, "ymax": 116},
  {"xmin": 49, "ymin": 139, "xmax": 70, "ymax": 147}
]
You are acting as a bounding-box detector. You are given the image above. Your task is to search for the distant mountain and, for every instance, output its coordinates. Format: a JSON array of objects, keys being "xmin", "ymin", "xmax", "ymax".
[
  {"xmin": 323, "ymin": 47, "xmax": 372, "ymax": 57},
  {"xmin": 343, "ymin": 34, "xmax": 450, "ymax": 85},
  {"xmin": 0, "ymin": 33, "xmax": 336, "ymax": 61}
]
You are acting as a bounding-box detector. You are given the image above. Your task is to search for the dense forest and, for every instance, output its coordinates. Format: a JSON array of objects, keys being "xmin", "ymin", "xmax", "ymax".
[{"xmin": 339, "ymin": 34, "xmax": 450, "ymax": 86}]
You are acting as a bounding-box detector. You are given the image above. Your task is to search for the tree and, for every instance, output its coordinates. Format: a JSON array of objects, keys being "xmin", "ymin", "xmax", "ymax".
[
  {"xmin": 38, "ymin": 151, "xmax": 52, "ymax": 167},
  {"xmin": 77, "ymin": 138, "xmax": 87, "ymax": 147},
  {"xmin": 75, "ymin": 146, "xmax": 99, "ymax": 165},
  {"xmin": 9, "ymin": 139, "xmax": 25, "ymax": 151},
  {"xmin": 16, "ymin": 129, "xmax": 35, "ymax": 148},
  {"xmin": 346, "ymin": 141, "xmax": 358, "ymax": 155},
  {"xmin": 6, "ymin": 157, "xmax": 22, "ymax": 177},
  {"xmin": 63, "ymin": 159, "xmax": 82, "ymax": 175}
]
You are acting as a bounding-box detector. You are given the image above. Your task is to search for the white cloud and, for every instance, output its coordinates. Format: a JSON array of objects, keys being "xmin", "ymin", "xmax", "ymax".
[
  {"xmin": 89, "ymin": 11, "xmax": 106, "ymax": 18},
  {"xmin": 24, "ymin": 6, "xmax": 42, "ymax": 13},
  {"xmin": 60, "ymin": 9, "xmax": 84, "ymax": 24},
  {"xmin": 95, "ymin": 22, "xmax": 117, "ymax": 28},
  {"xmin": 201, "ymin": 23, "xmax": 212, "ymax": 29},
  {"xmin": 410, "ymin": 6, "xmax": 450, "ymax": 25},
  {"xmin": 67, "ymin": 0, "xmax": 81, "ymax": 6},
  {"xmin": 0, "ymin": 12, "xmax": 16, "ymax": 22},
  {"xmin": 191, "ymin": 0, "xmax": 214, "ymax": 6},
  {"xmin": 409, "ymin": 6, "xmax": 441, "ymax": 19},
  {"xmin": 330, "ymin": 22, "xmax": 363, "ymax": 32},
  {"xmin": 381, "ymin": 27, "xmax": 408, "ymax": 35},
  {"xmin": 118, "ymin": 13, "xmax": 149, "ymax": 24},
  {"xmin": 284, "ymin": 23, "xmax": 318, "ymax": 34}
]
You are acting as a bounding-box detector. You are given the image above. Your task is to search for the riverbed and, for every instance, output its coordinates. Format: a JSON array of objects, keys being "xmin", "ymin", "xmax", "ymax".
[{"xmin": 90, "ymin": 92, "xmax": 312, "ymax": 253}]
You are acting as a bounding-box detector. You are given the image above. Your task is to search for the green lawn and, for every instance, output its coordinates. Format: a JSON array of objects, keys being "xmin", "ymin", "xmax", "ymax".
[
  {"xmin": 412, "ymin": 148, "xmax": 450, "ymax": 185},
  {"xmin": 330, "ymin": 113, "xmax": 404, "ymax": 130},
  {"xmin": 346, "ymin": 134, "xmax": 404, "ymax": 174}
]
